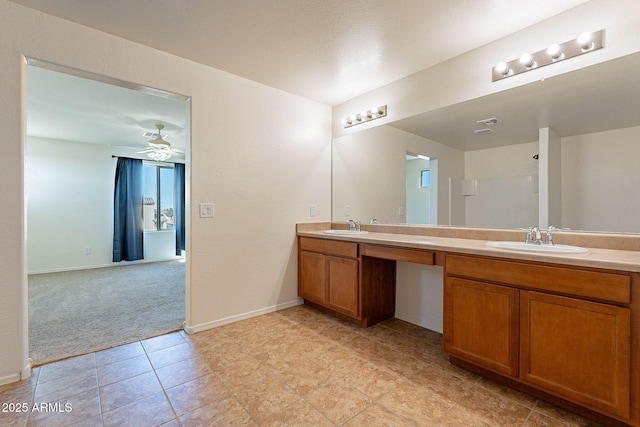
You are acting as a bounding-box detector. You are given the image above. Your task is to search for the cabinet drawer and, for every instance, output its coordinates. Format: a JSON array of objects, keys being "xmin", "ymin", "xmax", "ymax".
[
  {"xmin": 299, "ymin": 237, "xmax": 358, "ymax": 259},
  {"xmin": 362, "ymin": 244, "xmax": 434, "ymax": 265},
  {"xmin": 446, "ymin": 254, "xmax": 630, "ymax": 304}
]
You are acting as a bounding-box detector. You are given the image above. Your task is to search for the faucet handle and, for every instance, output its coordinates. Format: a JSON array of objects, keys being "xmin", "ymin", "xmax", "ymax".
[{"xmin": 519, "ymin": 227, "xmax": 535, "ymax": 243}]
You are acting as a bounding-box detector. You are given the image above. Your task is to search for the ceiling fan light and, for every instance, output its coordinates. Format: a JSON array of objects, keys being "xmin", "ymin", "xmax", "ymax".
[{"xmin": 147, "ymin": 149, "xmax": 172, "ymax": 162}]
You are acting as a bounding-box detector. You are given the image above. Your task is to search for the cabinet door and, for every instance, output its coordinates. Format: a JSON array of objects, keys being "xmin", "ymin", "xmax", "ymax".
[
  {"xmin": 520, "ymin": 291, "xmax": 630, "ymax": 419},
  {"xmin": 444, "ymin": 277, "xmax": 519, "ymax": 377},
  {"xmin": 326, "ymin": 256, "xmax": 359, "ymax": 318},
  {"xmin": 299, "ymin": 251, "xmax": 326, "ymax": 304}
]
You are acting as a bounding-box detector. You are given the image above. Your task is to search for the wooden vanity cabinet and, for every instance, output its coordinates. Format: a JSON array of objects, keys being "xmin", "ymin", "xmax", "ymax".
[
  {"xmin": 444, "ymin": 253, "xmax": 632, "ymax": 422},
  {"xmin": 298, "ymin": 237, "xmax": 399, "ymax": 326},
  {"xmin": 444, "ymin": 276, "xmax": 519, "ymax": 377},
  {"xmin": 299, "ymin": 237, "xmax": 360, "ymax": 318},
  {"xmin": 520, "ymin": 290, "xmax": 630, "ymax": 418}
]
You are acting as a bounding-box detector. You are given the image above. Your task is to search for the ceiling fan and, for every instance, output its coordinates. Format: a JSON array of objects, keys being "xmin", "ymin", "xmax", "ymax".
[{"xmin": 137, "ymin": 124, "xmax": 183, "ymax": 161}]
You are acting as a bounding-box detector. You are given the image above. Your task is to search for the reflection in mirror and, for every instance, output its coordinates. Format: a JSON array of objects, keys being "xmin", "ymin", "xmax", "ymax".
[
  {"xmin": 406, "ymin": 153, "xmax": 438, "ymax": 225},
  {"xmin": 332, "ymin": 52, "xmax": 640, "ymax": 234}
]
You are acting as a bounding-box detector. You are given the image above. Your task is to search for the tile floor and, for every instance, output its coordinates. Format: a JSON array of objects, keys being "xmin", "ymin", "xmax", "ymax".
[{"xmin": 1, "ymin": 305, "xmax": 601, "ymax": 426}]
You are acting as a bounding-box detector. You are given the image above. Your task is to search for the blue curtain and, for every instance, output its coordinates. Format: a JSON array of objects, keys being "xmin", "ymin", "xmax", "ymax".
[
  {"xmin": 174, "ymin": 163, "xmax": 186, "ymax": 256},
  {"xmin": 113, "ymin": 158, "xmax": 144, "ymax": 262}
]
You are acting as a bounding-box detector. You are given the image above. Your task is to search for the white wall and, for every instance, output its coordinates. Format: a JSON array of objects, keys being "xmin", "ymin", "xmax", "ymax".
[
  {"xmin": 464, "ymin": 141, "xmax": 539, "ymax": 179},
  {"xmin": 561, "ymin": 126, "xmax": 640, "ymax": 233},
  {"xmin": 26, "ymin": 137, "xmax": 115, "ymax": 273},
  {"xmin": 464, "ymin": 141, "xmax": 539, "ymax": 229},
  {"xmin": 0, "ymin": 0, "xmax": 331, "ymax": 384}
]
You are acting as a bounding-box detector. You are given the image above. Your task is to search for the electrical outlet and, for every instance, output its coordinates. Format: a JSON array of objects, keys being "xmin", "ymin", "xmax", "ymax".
[
  {"xmin": 310, "ymin": 204, "xmax": 317, "ymax": 217},
  {"xmin": 199, "ymin": 203, "xmax": 215, "ymax": 218},
  {"xmin": 345, "ymin": 205, "xmax": 351, "ymax": 216},
  {"xmin": 398, "ymin": 207, "xmax": 406, "ymax": 216},
  {"xmin": 84, "ymin": 247, "xmax": 91, "ymax": 255}
]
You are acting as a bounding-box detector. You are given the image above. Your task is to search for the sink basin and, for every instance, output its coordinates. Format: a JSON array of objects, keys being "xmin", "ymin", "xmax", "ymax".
[
  {"xmin": 486, "ymin": 241, "xmax": 588, "ymax": 254},
  {"xmin": 323, "ymin": 229, "xmax": 369, "ymax": 235}
]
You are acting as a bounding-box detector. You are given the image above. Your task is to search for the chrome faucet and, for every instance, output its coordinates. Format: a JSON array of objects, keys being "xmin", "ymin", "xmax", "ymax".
[
  {"xmin": 524, "ymin": 225, "xmax": 557, "ymax": 245},
  {"xmin": 347, "ymin": 219, "xmax": 360, "ymax": 232},
  {"xmin": 525, "ymin": 226, "xmax": 542, "ymax": 244}
]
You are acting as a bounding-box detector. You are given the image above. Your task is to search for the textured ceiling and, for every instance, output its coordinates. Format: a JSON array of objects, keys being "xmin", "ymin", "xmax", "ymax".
[{"xmin": 10, "ymin": 0, "xmax": 587, "ymax": 106}]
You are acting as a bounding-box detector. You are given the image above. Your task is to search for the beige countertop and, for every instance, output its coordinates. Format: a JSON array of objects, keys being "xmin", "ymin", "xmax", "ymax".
[{"xmin": 297, "ymin": 224, "xmax": 640, "ymax": 273}]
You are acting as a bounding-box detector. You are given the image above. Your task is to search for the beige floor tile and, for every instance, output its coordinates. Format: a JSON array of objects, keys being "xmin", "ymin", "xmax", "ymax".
[
  {"xmin": 532, "ymin": 401, "xmax": 603, "ymax": 426},
  {"xmin": 447, "ymin": 385, "xmax": 532, "ymax": 427},
  {"xmin": 378, "ymin": 380, "xmax": 453, "ymax": 426},
  {"xmin": 525, "ymin": 411, "xmax": 567, "ymax": 426},
  {"xmin": 34, "ymin": 368, "xmax": 98, "ymax": 403},
  {"xmin": 155, "ymin": 356, "xmax": 212, "ymax": 389},
  {"xmin": 165, "ymin": 374, "xmax": 231, "ymax": 417},
  {"xmin": 95, "ymin": 342, "xmax": 146, "ymax": 367},
  {"xmin": 436, "ymin": 405, "xmax": 493, "ymax": 426},
  {"xmin": 261, "ymin": 398, "xmax": 333, "ymax": 427},
  {"xmin": 102, "ymin": 392, "xmax": 175, "ymax": 427},
  {"xmin": 27, "ymin": 388, "xmax": 101, "ymax": 427},
  {"xmin": 341, "ymin": 361, "xmax": 404, "ymax": 400},
  {"xmin": 475, "ymin": 376, "xmax": 538, "ymax": 409},
  {"xmin": 344, "ymin": 403, "xmax": 418, "ymax": 427},
  {"xmin": 278, "ymin": 361, "xmax": 335, "ymax": 396},
  {"xmin": 315, "ymin": 345, "xmax": 366, "ymax": 378},
  {"xmin": 146, "ymin": 342, "xmax": 198, "ymax": 369},
  {"xmin": 140, "ymin": 332, "xmax": 186, "ymax": 354},
  {"xmin": 366, "ymin": 347, "xmax": 429, "ymax": 378},
  {"xmin": 37, "ymin": 354, "xmax": 96, "ymax": 384},
  {"xmin": 214, "ymin": 354, "xmax": 276, "ymax": 392},
  {"xmin": 99, "ymin": 371, "xmax": 163, "ymax": 413},
  {"xmin": 96, "ymin": 354, "xmax": 152, "ymax": 387},
  {"xmin": 430, "ymin": 356, "xmax": 481, "ymax": 383},
  {"xmin": 275, "ymin": 305, "xmax": 322, "ymax": 323},
  {"xmin": 179, "ymin": 397, "xmax": 256, "ymax": 427},
  {"xmin": 407, "ymin": 364, "xmax": 474, "ymax": 404},
  {"xmin": 303, "ymin": 378, "xmax": 373, "ymax": 425},
  {"xmin": 232, "ymin": 379, "xmax": 302, "ymax": 424}
]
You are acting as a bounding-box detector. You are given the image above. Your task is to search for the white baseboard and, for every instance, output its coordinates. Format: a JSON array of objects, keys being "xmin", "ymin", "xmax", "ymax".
[
  {"xmin": 184, "ymin": 299, "xmax": 303, "ymax": 335},
  {"xmin": 0, "ymin": 372, "xmax": 22, "ymax": 387}
]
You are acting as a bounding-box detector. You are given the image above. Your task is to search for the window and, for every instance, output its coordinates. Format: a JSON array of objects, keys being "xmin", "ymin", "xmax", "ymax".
[
  {"xmin": 420, "ymin": 169, "xmax": 431, "ymax": 187},
  {"xmin": 143, "ymin": 163, "xmax": 175, "ymax": 231}
]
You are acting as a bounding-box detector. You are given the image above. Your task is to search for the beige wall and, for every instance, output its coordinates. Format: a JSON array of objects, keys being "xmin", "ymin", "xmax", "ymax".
[{"xmin": 0, "ymin": 0, "xmax": 331, "ymax": 384}]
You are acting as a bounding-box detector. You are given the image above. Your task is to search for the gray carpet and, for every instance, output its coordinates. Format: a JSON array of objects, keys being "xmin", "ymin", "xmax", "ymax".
[{"xmin": 28, "ymin": 260, "xmax": 185, "ymax": 366}]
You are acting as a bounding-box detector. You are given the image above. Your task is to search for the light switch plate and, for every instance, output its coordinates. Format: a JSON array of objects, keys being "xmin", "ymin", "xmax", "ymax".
[{"xmin": 200, "ymin": 203, "xmax": 215, "ymax": 218}]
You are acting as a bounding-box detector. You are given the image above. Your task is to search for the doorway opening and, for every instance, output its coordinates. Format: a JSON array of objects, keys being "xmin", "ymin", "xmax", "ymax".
[
  {"xmin": 25, "ymin": 60, "xmax": 191, "ymax": 365},
  {"xmin": 406, "ymin": 152, "xmax": 438, "ymax": 225}
]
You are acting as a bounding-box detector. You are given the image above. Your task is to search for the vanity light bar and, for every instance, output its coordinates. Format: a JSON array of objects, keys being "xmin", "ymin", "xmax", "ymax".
[
  {"xmin": 492, "ymin": 29, "xmax": 605, "ymax": 82},
  {"xmin": 341, "ymin": 105, "xmax": 387, "ymax": 128}
]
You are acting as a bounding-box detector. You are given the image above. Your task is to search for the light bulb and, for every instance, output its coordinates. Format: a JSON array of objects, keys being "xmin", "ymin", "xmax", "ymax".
[
  {"xmin": 495, "ymin": 62, "xmax": 511, "ymax": 76},
  {"xmin": 547, "ymin": 43, "xmax": 563, "ymax": 60},
  {"xmin": 578, "ymin": 32, "xmax": 594, "ymax": 51},
  {"xmin": 519, "ymin": 53, "xmax": 536, "ymax": 68}
]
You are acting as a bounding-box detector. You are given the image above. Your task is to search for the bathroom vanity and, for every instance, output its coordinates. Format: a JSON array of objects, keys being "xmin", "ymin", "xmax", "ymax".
[{"xmin": 297, "ymin": 223, "xmax": 640, "ymax": 427}]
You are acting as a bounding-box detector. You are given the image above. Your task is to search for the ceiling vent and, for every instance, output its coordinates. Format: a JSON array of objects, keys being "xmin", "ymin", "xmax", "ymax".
[{"xmin": 474, "ymin": 128, "xmax": 493, "ymax": 135}]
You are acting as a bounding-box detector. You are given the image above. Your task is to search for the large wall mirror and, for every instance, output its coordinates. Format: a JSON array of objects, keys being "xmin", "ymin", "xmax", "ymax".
[{"xmin": 332, "ymin": 52, "xmax": 640, "ymax": 234}]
